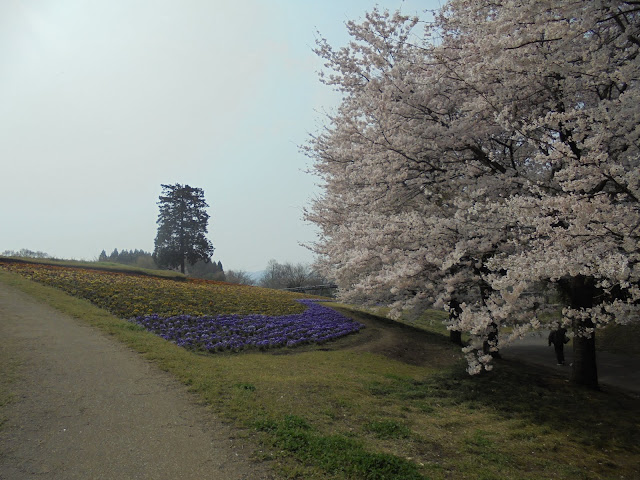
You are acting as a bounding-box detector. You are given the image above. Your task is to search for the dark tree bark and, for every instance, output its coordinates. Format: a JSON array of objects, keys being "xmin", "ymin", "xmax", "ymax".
[
  {"xmin": 483, "ymin": 321, "xmax": 501, "ymax": 359},
  {"xmin": 571, "ymin": 319, "xmax": 598, "ymax": 388},
  {"xmin": 561, "ymin": 276, "xmax": 599, "ymax": 389},
  {"xmin": 450, "ymin": 330, "xmax": 463, "ymax": 346},
  {"xmin": 448, "ymin": 298, "xmax": 464, "ymax": 346},
  {"xmin": 478, "ymin": 280, "xmax": 501, "ymax": 359}
]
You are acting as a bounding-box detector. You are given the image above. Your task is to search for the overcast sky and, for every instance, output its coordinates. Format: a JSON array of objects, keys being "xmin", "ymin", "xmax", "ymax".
[{"xmin": 1, "ymin": 0, "xmax": 440, "ymax": 272}]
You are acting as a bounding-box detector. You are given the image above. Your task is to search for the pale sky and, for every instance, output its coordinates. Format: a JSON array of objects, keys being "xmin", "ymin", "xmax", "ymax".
[{"xmin": 1, "ymin": 0, "xmax": 439, "ymax": 272}]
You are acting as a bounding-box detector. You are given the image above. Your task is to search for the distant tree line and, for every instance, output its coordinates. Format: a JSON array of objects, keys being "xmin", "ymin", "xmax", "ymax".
[
  {"xmin": 1, "ymin": 247, "xmax": 327, "ymax": 292},
  {"xmin": 93, "ymin": 253, "xmax": 331, "ymax": 289},
  {"xmin": 98, "ymin": 248, "xmax": 156, "ymax": 268},
  {"xmin": 1, "ymin": 249, "xmax": 52, "ymax": 259},
  {"xmin": 258, "ymin": 259, "xmax": 334, "ymax": 295},
  {"xmin": 224, "ymin": 270, "xmax": 255, "ymax": 285},
  {"xmin": 98, "ymin": 247, "xmax": 226, "ymax": 281}
]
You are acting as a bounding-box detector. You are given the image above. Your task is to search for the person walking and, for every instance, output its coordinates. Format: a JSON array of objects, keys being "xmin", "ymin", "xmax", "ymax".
[{"xmin": 548, "ymin": 327, "xmax": 570, "ymax": 365}]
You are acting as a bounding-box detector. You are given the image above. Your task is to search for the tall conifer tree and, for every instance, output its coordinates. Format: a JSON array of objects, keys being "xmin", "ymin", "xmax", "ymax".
[{"xmin": 153, "ymin": 184, "xmax": 214, "ymax": 274}]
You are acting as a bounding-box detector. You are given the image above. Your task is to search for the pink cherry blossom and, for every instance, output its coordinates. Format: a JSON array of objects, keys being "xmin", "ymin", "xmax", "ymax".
[{"xmin": 306, "ymin": 1, "xmax": 640, "ymax": 388}]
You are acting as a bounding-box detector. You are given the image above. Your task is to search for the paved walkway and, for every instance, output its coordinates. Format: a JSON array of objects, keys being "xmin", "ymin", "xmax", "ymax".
[
  {"xmin": 500, "ymin": 331, "xmax": 640, "ymax": 396},
  {"xmin": 0, "ymin": 282, "xmax": 273, "ymax": 479}
]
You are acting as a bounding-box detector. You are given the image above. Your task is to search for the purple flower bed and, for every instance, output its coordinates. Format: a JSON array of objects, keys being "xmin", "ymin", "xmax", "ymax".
[{"xmin": 130, "ymin": 299, "xmax": 364, "ymax": 353}]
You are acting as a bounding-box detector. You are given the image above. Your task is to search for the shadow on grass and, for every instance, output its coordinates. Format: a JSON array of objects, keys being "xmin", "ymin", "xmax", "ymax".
[
  {"xmin": 324, "ymin": 305, "xmax": 461, "ymax": 369},
  {"xmin": 369, "ymin": 361, "xmax": 640, "ymax": 453}
]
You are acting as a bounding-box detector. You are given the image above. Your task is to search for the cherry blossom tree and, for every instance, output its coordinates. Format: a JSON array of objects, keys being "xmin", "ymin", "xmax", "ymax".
[
  {"xmin": 432, "ymin": 0, "xmax": 640, "ymax": 387},
  {"xmin": 306, "ymin": 1, "xmax": 640, "ymax": 388}
]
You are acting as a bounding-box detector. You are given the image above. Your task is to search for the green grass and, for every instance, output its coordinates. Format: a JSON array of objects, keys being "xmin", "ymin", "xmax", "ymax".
[
  {"xmin": 1, "ymin": 266, "xmax": 639, "ymax": 479},
  {"xmin": 597, "ymin": 322, "xmax": 640, "ymax": 356},
  {"xmin": 398, "ymin": 308, "xmax": 456, "ymax": 335},
  {"xmin": 255, "ymin": 415, "xmax": 423, "ymax": 480},
  {"xmin": 365, "ymin": 419, "xmax": 412, "ymax": 439}
]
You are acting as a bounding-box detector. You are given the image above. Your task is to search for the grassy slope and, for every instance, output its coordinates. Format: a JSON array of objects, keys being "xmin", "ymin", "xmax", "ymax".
[
  {"xmin": 1, "ymin": 266, "xmax": 639, "ymax": 479},
  {"xmin": 0, "ymin": 255, "xmax": 186, "ymax": 280},
  {"xmin": 597, "ymin": 322, "xmax": 640, "ymax": 356}
]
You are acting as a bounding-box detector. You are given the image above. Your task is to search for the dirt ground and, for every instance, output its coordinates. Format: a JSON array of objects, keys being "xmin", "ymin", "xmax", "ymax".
[
  {"xmin": 501, "ymin": 332, "xmax": 640, "ymax": 396},
  {"xmin": 0, "ymin": 282, "xmax": 274, "ymax": 480}
]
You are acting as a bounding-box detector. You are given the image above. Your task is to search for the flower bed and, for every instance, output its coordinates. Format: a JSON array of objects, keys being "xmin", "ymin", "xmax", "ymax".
[
  {"xmin": 131, "ymin": 299, "xmax": 364, "ymax": 352},
  {"xmin": 0, "ymin": 261, "xmax": 308, "ymax": 317},
  {"xmin": 0, "ymin": 261, "xmax": 364, "ymax": 352}
]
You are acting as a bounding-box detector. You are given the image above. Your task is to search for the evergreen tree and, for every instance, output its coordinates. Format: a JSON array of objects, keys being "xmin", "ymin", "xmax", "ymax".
[
  {"xmin": 186, "ymin": 258, "xmax": 225, "ymax": 280},
  {"xmin": 98, "ymin": 250, "xmax": 108, "ymax": 262},
  {"xmin": 153, "ymin": 183, "xmax": 215, "ymax": 274}
]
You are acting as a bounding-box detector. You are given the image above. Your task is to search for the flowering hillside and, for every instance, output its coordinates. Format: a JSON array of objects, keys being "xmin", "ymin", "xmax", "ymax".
[{"xmin": 0, "ymin": 261, "xmax": 363, "ymax": 353}]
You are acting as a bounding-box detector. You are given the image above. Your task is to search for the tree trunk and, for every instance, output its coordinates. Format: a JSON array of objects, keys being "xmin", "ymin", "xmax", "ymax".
[
  {"xmin": 477, "ymin": 281, "xmax": 501, "ymax": 359},
  {"xmin": 571, "ymin": 320, "xmax": 598, "ymax": 389},
  {"xmin": 483, "ymin": 321, "xmax": 501, "ymax": 359},
  {"xmin": 448, "ymin": 299, "xmax": 464, "ymax": 346},
  {"xmin": 564, "ymin": 276, "xmax": 599, "ymax": 389},
  {"xmin": 180, "ymin": 197, "xmax": 186, "ymax": 275}
]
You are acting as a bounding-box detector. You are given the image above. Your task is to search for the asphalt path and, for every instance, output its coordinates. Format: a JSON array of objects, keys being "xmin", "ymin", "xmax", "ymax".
[
  {"xmin": 0, "ymin": 282, "xmax": 273, "ymax": 480},
  {"xmin": 500, "ymin": 331, "xmax": 640, "ymax": 396}
]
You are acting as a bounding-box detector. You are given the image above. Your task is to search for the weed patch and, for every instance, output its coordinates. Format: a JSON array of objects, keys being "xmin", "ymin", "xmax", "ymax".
[
  {"xmin": 234, "ymin": 382, "xmax": 256, "ymax": 392},
  {"xmin": 365, "ymin": 420, "xmax": 411, "ymax": 439}
]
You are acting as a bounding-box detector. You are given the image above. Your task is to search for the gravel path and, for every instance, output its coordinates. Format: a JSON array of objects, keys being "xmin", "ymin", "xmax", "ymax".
[{"xmin": 0, "ymin": 282, "xmax": 273, "ymax": 480}]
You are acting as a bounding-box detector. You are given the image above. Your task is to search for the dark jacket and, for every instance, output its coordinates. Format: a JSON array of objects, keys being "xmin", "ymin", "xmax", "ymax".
[{"xmin": 548, "ymin": 328, "xmax": 569, "ymax": 346}]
